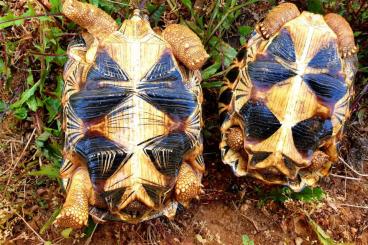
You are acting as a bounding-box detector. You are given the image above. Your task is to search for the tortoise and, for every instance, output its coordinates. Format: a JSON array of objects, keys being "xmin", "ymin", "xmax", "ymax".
[
  {"xmin": 219, "ymin": 3, "xmax": 358, "ymax": 191},
  {"xmin": 55, "ymin": 0, "xmax": 208, "ymax": 228}
]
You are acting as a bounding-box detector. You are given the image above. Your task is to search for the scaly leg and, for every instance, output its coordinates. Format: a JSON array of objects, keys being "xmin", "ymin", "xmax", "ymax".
[
  {"xmin": 258, "ymin": 3, "xmax": 300, "ymax": 39},
  {"xmin": 324, "ymin": 13, "xmax": 358, "ymax": 57},
  {"xmin": 226, "ymin": 127, "xmax": 244, "ymax": 152},
  {"xmin": 175, "ymin": 162, "xmax": 203, "ymax": 207},
  {"xmin": 54, "ymin": 167, "xmax": 92, "ymax": 228},
  {"xmin": 162, "ymin": 24, "xmax": 209, "ymax": 70},
  {"xmin": 62, "ymin": 0, "xmax": 118, "ymax": 41}
]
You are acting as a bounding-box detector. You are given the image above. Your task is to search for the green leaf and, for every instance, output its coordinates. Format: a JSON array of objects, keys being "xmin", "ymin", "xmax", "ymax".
[
  {"xmin": 308, "ymin": 219, "xmax": 337, "ymax": 245},
  {"xmin": 202, "ymin": 81, "xmax": 223, "ymax": 88},
  {"xmin": 242, "ymin": 235, "xmax": 255, "ymax": 245},
  {"xmin": 13, "ymin": 107, "xmax": 28, "ymax": 120},
  {"xmin": 29, "ymin": 164, "xmax": 60, "ymax": 179},
  {"xmin": 238, "ymin": 26, "xmax": 253, "ymax": 36},
  {"xmin": 40, "ymin": 207, "xmax": 61, "ymax": 234},
  {"xmin": 26, "ymin": 71, "xmax": 34, "ymax": 85},
  {"xmin": 35, "ymin": 131, "xmax": 51, "ymax": 148},
  {"xmin": 0, "ymin": 100, "xmax": 7, "ymax": 112},
  {"xmin": 50, "ymin": 0, "xmax": 62, "ymax": 14},
  {"xmin": 181, "ymin": 0, "xmax": 192, "ymax": 11},
  {"xmin": 83, "ymin": 218, "xmax": 97, "ymax": 237},
  {"xmin": 90, "ymin": 0, "xmax": 99, "ymax": 6},
  {"xmin": 44, "ymin": 97, "xmax": 61, "ymax": 123},
  {"xmin": 61, "ymin": 228, "xmax": 73, "ymax": 239},
  {"xmin": 201, "ymin": 61, "xmax": 221, "ymax": 80},
  {"xmin": 10, "ymin": 79, "xmax": 41, "ymax": 109},
  {"xmin": 292, "ymin": 187, "xmax": 325, "ymax": 202},
  {"xmin": 307, "ymin": 0, "xmax": 324, "ymax": 14},
  {"xmin": 150, "ymin": 4, "xmax": 165, "ymax": 25},
  {"xmin": 260, "ymin": 187, "xmax": 325, "ymax": 203}
]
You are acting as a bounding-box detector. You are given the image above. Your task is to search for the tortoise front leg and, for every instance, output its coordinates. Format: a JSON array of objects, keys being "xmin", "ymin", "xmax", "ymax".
[
  {"xmin": 62, "ymin": 0, "xmax": 118, "ymax": 41},
  {"xmin": 324, "ymin": 13, "xmax": 358, "ymax": 57},
  {"xmin": 259, "ymin": 3, "xmax": 300, "ymax": 39},
  {"xmin": 54, "ymin": 167, "xmax": 92, "ymax": 228},
  {"xmin": 162, "ymin": 24, "xmax": 209, "ymax": 70}
]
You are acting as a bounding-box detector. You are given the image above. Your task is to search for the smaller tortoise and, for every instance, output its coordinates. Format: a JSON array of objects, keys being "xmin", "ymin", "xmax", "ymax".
[
  {"xmin": 56, "ymin": 0, "xmax": 208, "ymax": 228},
  {"xmin": 219, "ymin": 3, "xmax": 358, "ymax": 191}
]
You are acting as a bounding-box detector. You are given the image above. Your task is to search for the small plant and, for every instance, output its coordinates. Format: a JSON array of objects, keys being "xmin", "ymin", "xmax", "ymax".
[
  {"xmin": 257, "ymin": 186, "xmax": 326, "ymax": 206},
  {"xmin": 242, "ymin": 234, "xmax": 255, "ymax": 245}
]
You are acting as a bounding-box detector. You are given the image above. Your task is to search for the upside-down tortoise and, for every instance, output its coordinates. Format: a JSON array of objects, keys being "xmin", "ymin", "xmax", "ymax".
[
  {"xmin": 55, "ymin": 0, "xmax": 208, "ymax": 228},
  {"xmin": 219, "ymin": 3, "xmax": 358, "ymax": 191}
]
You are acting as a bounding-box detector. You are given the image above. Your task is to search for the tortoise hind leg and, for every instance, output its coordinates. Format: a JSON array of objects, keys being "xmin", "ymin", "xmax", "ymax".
[
  {"xmin": 175, "ymin": 162, "xmax": 203, "ymax": 207},
  {"xmin": 259, "ymin": 3, "xmax": 300, "ymax": 39},
  {"xmin": 54, "ymin": 167, "xmax": 92, "ymax": 228},
  {"xmin": 324, "ymin": 13, "xmax": 358, "ymax": 57}
]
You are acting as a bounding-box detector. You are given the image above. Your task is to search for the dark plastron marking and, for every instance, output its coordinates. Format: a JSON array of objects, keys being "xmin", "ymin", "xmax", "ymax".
[
  {"xmin": 69, "ymin": 87, "xmax": 132, "ymax": 120},
  {"xmin": 239, "ymin": 100, "xmax": 281, "ymax": 141},
  {"xmin": 302, "ymin": 73, "xmax": 346, "ymax": 105},
  {"xmin": 86, "ymin": 51, "xmax": 129, "ymax": 82},
  {"xmin": 141, "ymin": 182, "xmax": 171, "ymax": 207},
  {"xmin": 292, "ymin": 117, "xmax": 333, "ymax": 157},
  {"xmin": 267, "ymin": 29, "xmax": 296, "ymax": 63},
  {"xmin": 248, "ymin": 29, "xmax": 297, "ymax": 90},
  {"xmin": 101, "ymin": 187, "xmax": 127, "ymax": 210},
  {"xmin": 143, "ymin": 132, "xmax": 193, "ymax": 177},
  {"xmin": 75, "ymin": 136, "xmax": 131, "ymax": 182},
  {"xmin": 303, "ymin": 42, "xmax": 346, "ymax": 105},
  {"xmin": 307, "ymin": 42, "xmax": 341, "ymax": 75},
  {"xmin": 138, "ymin": 51, "xmax": 197, "ymax": 121},
  {"xmin": 249, "ymin": 152, "xmax": 272, "ymax": 166}
]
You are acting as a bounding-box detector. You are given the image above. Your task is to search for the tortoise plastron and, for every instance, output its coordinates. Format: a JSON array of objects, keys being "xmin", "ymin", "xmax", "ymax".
[
  {"xmin": 56, "ymin": 0, "xmax": 208, "ymax": 228},
  {"xmin": 219, "ymin": 3, "xmax": 357, "ymax": 191}
]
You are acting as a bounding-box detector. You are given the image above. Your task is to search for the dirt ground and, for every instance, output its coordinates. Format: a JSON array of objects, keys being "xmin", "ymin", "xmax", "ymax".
[{"xmin": 1, "ymin": 0, "xmax": 368, "ymax": 244}]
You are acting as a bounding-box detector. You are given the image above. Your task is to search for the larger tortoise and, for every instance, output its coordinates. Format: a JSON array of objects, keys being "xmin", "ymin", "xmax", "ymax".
[
  {"xmin": 219, "ymin": 3, "xmax": 358, "ymax": 191},
  {"xmin": 55, "ymin": 0, "xmax": 208, "ymax": 228}
]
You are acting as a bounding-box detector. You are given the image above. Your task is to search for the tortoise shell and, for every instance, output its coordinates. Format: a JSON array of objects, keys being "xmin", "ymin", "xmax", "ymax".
[
  {"xmin": 60, "ymin": 12, "xmax": 205, "ymax": 223},
  {"xmin": 219, "ymin": 10, "xmax": 358, "ymax": 191}
]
